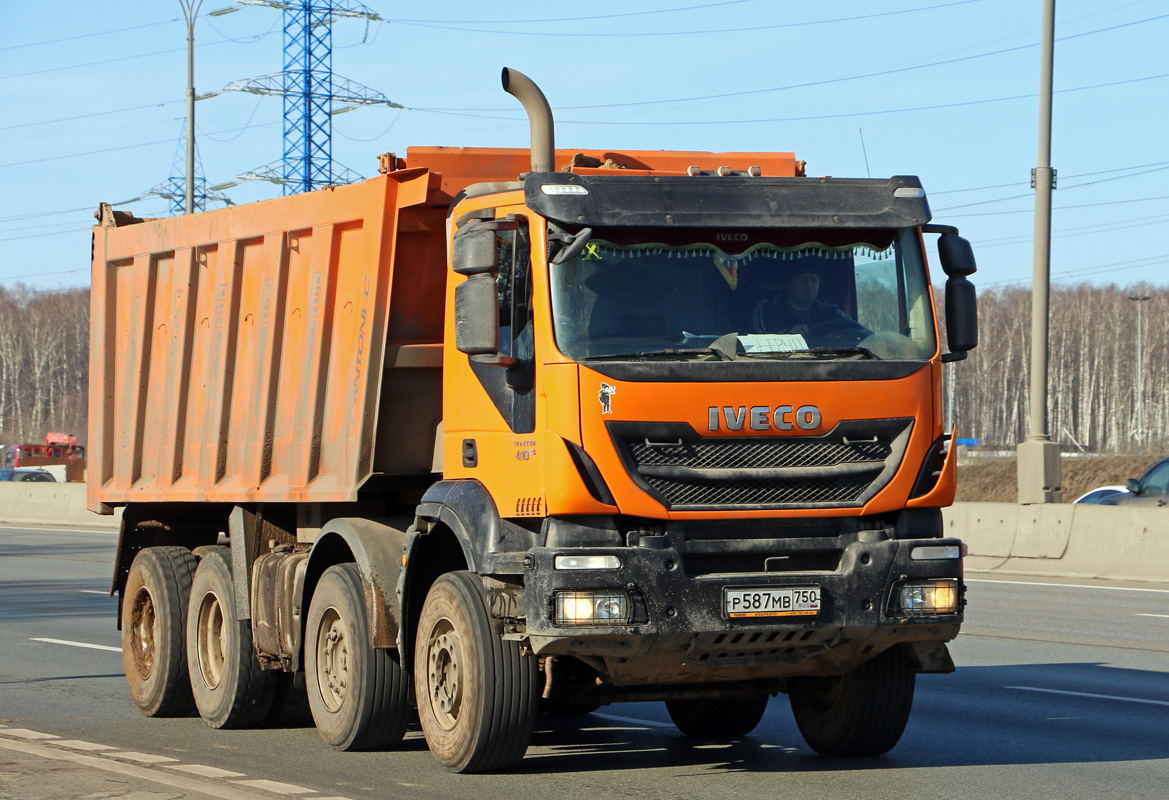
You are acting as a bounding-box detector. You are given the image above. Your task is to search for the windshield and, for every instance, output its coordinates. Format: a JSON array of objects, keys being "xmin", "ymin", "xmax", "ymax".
[{"xmin": 548, "ymin": 227, "xmax": 936, "ymax": 361}]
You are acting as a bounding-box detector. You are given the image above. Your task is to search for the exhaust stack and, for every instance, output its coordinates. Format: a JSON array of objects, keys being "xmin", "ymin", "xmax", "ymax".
[{"xmin": 501, "ymin": 67, "xmax": 555, "ymax": 174}]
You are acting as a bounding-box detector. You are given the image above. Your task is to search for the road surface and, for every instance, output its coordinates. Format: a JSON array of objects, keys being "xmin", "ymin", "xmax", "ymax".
[{"xmin": 2, "ymin": 525, "xmax": 1167, "ymax": 799}]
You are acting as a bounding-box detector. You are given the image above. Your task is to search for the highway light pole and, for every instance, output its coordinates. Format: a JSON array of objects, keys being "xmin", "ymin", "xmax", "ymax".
[
  {"xmin": 1130, "ymin": 295, "xmax": 1151, "ymax": 451},
  {"xmin": 1018, "ymin": 0, "xmax": 1061, "ymax": 503},
  {"xmin": 180, "ymin": 1, "xmax": 204, "ymax": 215}
]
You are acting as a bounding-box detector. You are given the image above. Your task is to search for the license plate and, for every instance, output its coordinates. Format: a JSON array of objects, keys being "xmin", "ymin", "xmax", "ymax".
[{"xmin": 724, "ymin": 586, "xmax": 820, "ymax": 618}]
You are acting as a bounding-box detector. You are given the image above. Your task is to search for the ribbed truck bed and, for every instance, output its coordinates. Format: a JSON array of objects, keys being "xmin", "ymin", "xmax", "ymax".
[{"xmin": 88, "ymin": 167, "xmax": 445, "ymax": 511}]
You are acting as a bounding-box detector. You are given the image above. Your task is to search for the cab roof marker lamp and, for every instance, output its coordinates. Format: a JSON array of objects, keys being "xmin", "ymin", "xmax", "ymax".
[
  {"xmin": 910, "ymin": 545, "xmax": 962, "ymax": 561},
  {"xmin": 540, "ymin": 184, "xmax": 589, "ymax": 195},
  {"xmin": 894, "ymin": 187, "xmax": 927, "ymax": 198}
]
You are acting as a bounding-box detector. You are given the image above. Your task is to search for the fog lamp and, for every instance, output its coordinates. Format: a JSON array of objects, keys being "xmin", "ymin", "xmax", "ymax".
[
  {"xmin": 554, "ymin": 591, "xmax": 631, "ymax": 626},
  {"xmin": 897, "ymin": 579, "xmax": 960, "ymax": 616}
]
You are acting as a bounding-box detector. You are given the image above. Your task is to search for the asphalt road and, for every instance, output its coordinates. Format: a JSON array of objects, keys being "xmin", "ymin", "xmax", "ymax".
[{"xmin": 2, "ymin": 525, "xmax": 1167, "ymax": 800}]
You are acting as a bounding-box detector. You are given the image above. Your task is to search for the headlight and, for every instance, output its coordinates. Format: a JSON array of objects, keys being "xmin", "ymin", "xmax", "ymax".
[
  {"xmin": 554, "ymin": 591, "xmax": 631, "ymax": 626},
  {"xmin": 893, "ymin": 579, "xmax": 961, "ymax": 616}
]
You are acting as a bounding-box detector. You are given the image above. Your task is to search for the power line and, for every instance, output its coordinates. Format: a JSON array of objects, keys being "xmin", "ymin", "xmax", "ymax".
[
  {"xmin": 976, "ymin": 212, "xmax": 1169, "ymax": 249},
  {"xmin": 0, "ymin": 27, "xmax": 275, "ymax": 81},
  {"xmin": 933, "ymin": 162, "xmax": 1169, "ymax": 212},
  {"xmin": 0, "ymin": 118, "xmax": 279, "ymax": 168},
  {"xmin": 390, "ymin": 0, "xmax": 982, "ymax": 37},
  {"xmin": 980, "ymin": 254, "xmax": 1169, "ymax": 288},
  {"xmin": 932, "ymin": 158, "xmax": 1169, "ymax": 195},
  {"xmin": 412, "ymin": 11, "xmax": 1169, "ymax": 112},
  {"xmin": 0, "ymin": 18, "xmax": 180, "ymax": 51},
  {"xmin": 0, "ymin": 267, "xmax": 89, "ymax": 283},
  {"xmin": 944, "ymin": 194, "xmax": 1169, "ymax": 219},
  {"xmin": 0, "ymin": 100, "xmax": 185, "ymax": 132},
  {"xmin": 388, "ymin": 0, "xmax": 757, "ymax": 25}
]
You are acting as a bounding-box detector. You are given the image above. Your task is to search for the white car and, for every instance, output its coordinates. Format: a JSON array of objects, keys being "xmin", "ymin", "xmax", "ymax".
[{"xmin": 1072, "ymin": 485, "xmax": 1128, "ymax": 505}]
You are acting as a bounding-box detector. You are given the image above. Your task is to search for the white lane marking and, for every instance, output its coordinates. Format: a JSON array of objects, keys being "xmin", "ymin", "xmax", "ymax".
[
  {"xmin": 79, "ymin": 590, "xmax": 110, "ymax": 595},
  {"xmin": 592, "ymin": 712, "xmax": 676, "ymax": 729},
  {"xmin": 1006, "ymin": 686, "xmax": 1169, "ymax": 707},
  {"xmin": 167, "ymin": 764, "xmax": 247, "ymax": 779},
  {"xmin": 232, "ymin": 779, "xmax": 316, "ymax": 794},
  {"xmin": 968, "ymin": 578, "xmax": 1169, "ymax": 594},
  {"xmin": 0, "ymin": 728, "xmax": 59, "ymax": 740},
  {"xmin": 52, "ymin": 740, "xmax": 115, "ymax": 751},
  {"xmin": 0, "ymin": 736, "xmax": 298, "ymax": 800},
  {"xmin": 104, "ymin": 751, "xmax": 180, "ymax": 764},
  {"xmin": 29, "ymin": 637, "xmax": 120, "ymax": 652},
  {"xmin": 1136, "ymin": 613, "xmax": 1169, "ymax": 618},
  {"xmin": 0, "ymin": 526, "xmax": 119, "ymax": 536}
]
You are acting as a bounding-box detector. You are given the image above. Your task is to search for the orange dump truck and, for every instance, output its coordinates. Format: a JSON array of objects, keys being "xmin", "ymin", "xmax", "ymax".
[{"xmin": 91, "ymin": 69, "xmax": 978, "ymax": 772}]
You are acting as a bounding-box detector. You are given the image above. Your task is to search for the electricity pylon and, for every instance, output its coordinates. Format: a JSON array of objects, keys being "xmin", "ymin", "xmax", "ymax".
[
  {"xmin": 145, "ymin": 123, "xmax": 235, "ymax": 215},
  {"xmin": 223, "ymin": 0, "xmax": 401, "ymax": 194}
]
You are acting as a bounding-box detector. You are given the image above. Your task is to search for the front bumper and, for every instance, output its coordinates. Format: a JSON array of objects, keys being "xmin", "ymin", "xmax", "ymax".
[{"xmin": 520, "ymin": 531, "xmax": 963, "ymax": 686}]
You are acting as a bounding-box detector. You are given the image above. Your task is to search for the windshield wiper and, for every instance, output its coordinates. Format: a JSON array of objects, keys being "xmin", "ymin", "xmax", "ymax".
[
  {"xmin": 806, "ymin": 346, "xmax": 878, "ymax": 359},
  {"xmin": 581, "ymin": 346, "xmax": 734, "ymax": 362}
]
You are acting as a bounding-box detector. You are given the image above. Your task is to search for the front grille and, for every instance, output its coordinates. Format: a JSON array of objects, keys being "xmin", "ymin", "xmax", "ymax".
[
  {"xmin": 609, "ymin": 419, "xmax": 912, "ymax": 511},
  {"xmin": 629, "ymin": 438, "xmax": 891, "ymax": 471}
]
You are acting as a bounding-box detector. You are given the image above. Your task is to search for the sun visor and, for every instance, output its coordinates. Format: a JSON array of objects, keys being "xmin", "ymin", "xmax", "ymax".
[{"xmin": 525, "ymin": 173, "xmax": 932, "ymax": 230}]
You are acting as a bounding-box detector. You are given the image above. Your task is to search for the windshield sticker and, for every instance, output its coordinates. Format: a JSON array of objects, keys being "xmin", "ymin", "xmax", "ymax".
[
  {"xmin": 714, "ymin": 256, "xmax": 739, "ymax": 290},
  {"xmin": 739, "ymin": 334, "xmax": 808, "ymax": 353},
  {"xmin": 598, "ymin": 382, "xmax": 616, "ymax": 414},
  {"xmin": 582, "ymin": 242, "xmax": 602, "ymax": 260}
]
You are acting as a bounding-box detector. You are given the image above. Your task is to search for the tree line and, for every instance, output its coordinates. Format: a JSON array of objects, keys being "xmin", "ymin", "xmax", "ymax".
[
  {"xmin": 944, "ymin": 282, "xmax": 1167, "ymax": 453},
  {"xmin": 0, "ymin": 286, "xmax": 89, "ymax": 447},
  {"xmin": 0, "ymin": 281, "xmax": 1162, "ymax": 454}
]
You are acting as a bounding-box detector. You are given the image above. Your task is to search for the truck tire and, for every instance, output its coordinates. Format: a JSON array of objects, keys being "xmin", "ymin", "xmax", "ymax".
[
  {"xmin": 788, "ymin": 646, "xmax": 916, "ymax": 757},
  {"xmin": 414, "ymin": 571, "xmax": 539, "ymax": 773},
  {"xmin": 186, "ymin": 548, "xmax": 275, "ymax": 728},
  {"xmin": 121, "ymin": 546, "xmax": 199, "ymax": 717},
  {"xmin": 305, "ymin": 563, "xmax": 410, "ymax": 750},
  {"xmin": 666, "ymin": 695, "xmax": 768, "ymax": 738}
]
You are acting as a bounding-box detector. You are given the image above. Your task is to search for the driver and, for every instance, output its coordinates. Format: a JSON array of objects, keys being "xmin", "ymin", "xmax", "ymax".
[{"xmin": 750, "ymin": 268, "xmax": 870, "ymax": 339}]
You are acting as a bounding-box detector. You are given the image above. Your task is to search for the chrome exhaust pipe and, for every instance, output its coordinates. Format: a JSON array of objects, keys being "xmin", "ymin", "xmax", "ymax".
[{"xmin": 501, "ymin": 67, "xmax": 555, "ymax": 173}]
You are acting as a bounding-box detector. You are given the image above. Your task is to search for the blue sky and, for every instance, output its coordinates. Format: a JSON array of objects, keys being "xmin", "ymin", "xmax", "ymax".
[{"xmin": 2, "ymin": 0, "xmax": 1166, "ymax": 292}]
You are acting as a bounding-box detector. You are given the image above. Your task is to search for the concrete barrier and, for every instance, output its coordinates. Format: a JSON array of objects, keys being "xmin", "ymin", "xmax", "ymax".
[
  {"xmin": 0, "ymin": 482, "xmax": 120, "ymax": 530},
  {"xmin": 946, "ymin": 502, "xmax": 1169, "ymax": 583},
  {"xmin": 2, "ymin": 488, "xmax": 1163, "ymax": 583}
]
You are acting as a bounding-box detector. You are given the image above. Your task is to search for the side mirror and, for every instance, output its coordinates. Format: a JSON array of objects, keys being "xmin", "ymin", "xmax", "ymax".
[
  {"xmin": 937, "ymin": 232, "xmax": 977, "ymax": 278},
  {"xmin": 451, "ymin": 228, "xmax": 498, "ymax": 275},
  {"xmin": 1125, "ymin": 478, "xmax": 1141, "ymax": 494},
  {"xmin": 454, "ymin": 274, "xmax": 498, "ymax": 355},
  {"xmin": 943, "ymin": 276, "xmax": 978, "ymax": 360}
]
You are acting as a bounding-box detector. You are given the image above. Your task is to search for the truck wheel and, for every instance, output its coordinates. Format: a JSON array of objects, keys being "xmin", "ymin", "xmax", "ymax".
[
  {"xmin": 121, "ymin": 546, "xmax": 199, "ymax": 717},
  {"xmin": 666, "ymin": 695, "xmax": 768, "ymax": 738},
  {"xmin": 414, "ymin": 571, "xmax": 538, "ymax": 773},
  {"xmin": 186, "ymin": 548, "xmax": 274, "ymax": 728},
  {"xmin": 788, "ymin": 646, "xmax": 916, "ymax": 756},
  {"xmin": 305, "ymin": 563, "xmax": 410, "ymax": 750}
]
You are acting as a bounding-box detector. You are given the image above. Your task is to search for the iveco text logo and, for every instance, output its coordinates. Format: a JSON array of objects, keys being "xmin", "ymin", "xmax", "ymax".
[{"xmin": 708, "ymin": 405, "xmax": 822, "ymax": 432}]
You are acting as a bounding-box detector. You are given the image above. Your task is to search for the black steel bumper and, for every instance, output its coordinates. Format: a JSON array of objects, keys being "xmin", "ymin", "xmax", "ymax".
[{"xmin": 519, "ymin": 532, "xmax": 963, "ymax": 685}]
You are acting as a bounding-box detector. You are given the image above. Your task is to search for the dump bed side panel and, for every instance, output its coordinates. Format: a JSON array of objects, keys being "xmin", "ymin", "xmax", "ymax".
[{"xmin": 88, "ymin": 170, "xmax": 435, "ymax": 511}]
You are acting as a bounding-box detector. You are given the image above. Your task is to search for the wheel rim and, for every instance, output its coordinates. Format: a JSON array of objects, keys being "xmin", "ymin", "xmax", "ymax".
[
  {"xmin": 802, "ymin": 675, "xmax": 843, "ymax": 714},
  {"xmin": 315, "ymin": 607, "xmax": 348, "ymax": 713},
  {"xmin": 196, "ymin": 591, "xmax": 226, "ymax": 690},
  {"xmin": 425, "ymin": 620, "xmax": 462, "ymax": 731},
  {"xmin": 128, "ymin": 587, "xmax": 156, "ymax": 679}
]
